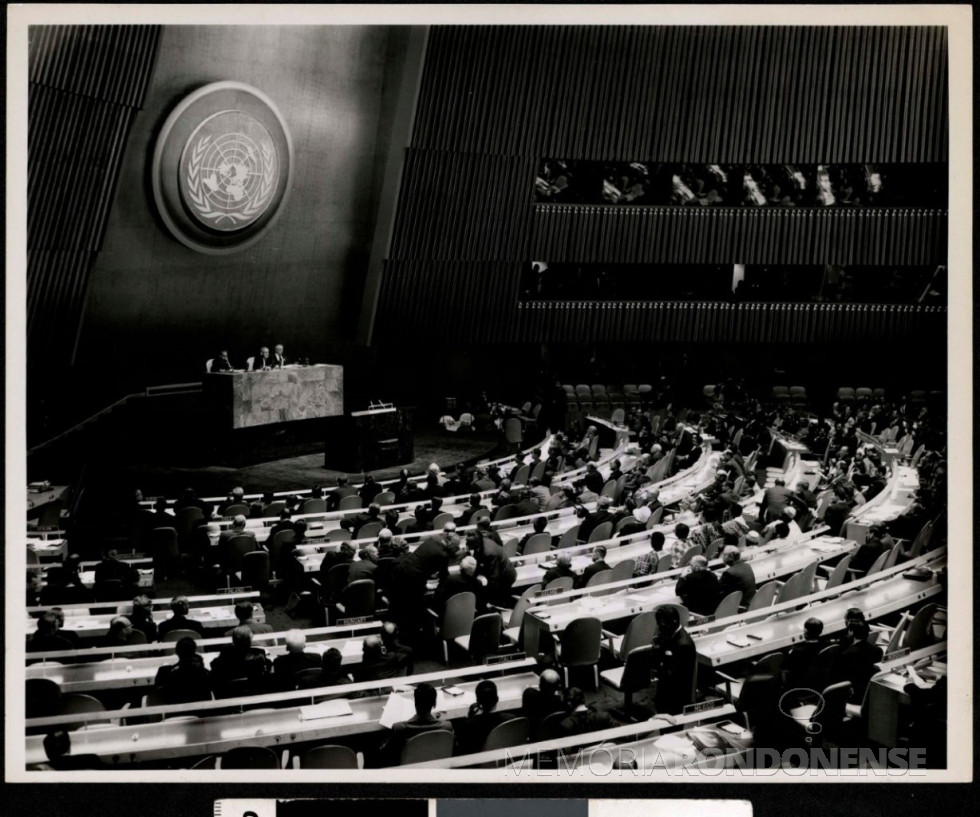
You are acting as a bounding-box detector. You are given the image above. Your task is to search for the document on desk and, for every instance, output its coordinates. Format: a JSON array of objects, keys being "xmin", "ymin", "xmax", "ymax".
[
  {"xmin": 378, "ymin": 692, "xmax": 416, "ymax": 729},
  {"xmin": 298, "ymin": 700, "xmax": 354, "ymax": 721}
]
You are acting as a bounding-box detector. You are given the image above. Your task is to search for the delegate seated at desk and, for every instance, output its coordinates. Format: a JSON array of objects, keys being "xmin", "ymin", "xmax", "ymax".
[{"xmin": 375, "ymin": 682, "xmax": 454, "ymax": 766}]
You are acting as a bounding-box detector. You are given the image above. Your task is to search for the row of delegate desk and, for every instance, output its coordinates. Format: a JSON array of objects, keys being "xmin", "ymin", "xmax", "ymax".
[
  {"xmin": 25, "ymin": 660, "xmax": 542, "ymax": 766},
  {"xmin": 141, "ymin": 420, "xmax": 713, "ymax": 541},
  {"xmin": 26, "ymin": 622, "xmax": 383, "ymax": 693},
  {"xmin": 405, "ymin": 640, "xmax": 948, "ymax": 770},
  {"xmin": 25, "ymin": 527, "xmax": 836, "ymax": 694},
  {"xmin": 24, "ymin": 547, "xmax": 944, "ymax": 768},
  {"xmin": 844, "ymin": 464, "xmax": 919, "ymax": 544},
  {"xmin": 26, "ymin": 592, "xmax": 266, "ymax": 640},
  {"xmin": 520, "ymin": 546, "xmax": 944, "ymax": 667},
  {"xmin": 291, "ymin": 445, "xmax": 721, "ymax": 580}
]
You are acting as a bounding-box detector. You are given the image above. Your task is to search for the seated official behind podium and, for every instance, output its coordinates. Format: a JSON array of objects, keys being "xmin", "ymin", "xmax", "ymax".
[
  {"xmin": 254, "ymin": 346, "xmax": 272, "ymax": 371},
  {"xmin": 270, "ymin": 344, "xmax": 286, "ymax": 368},
  {"xmin": 211, "ymin": 350, "xmax": 234, "ymax": 372}
]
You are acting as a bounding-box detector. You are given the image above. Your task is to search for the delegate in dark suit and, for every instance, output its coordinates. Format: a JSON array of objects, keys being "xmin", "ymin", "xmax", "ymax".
[
  {"xmin": 719, "ymin": 559, "xmax": 757, "ymax": 606},
  {"xmin": 832, "ymin": 639, "xmax": 884, "ymax": 701},
  {"xmin": 651, "ymin": 626, "xmax": 698, "ymax": 714},
  {"xmin": 574, "ymin": 558, "xmax": 611, "ymax": 589},
  {"xmin": 273, "ymin": 650, "xmax": 321, "ymax": 684},
  {"xmin": 675, "ymin": 569, "xmax": 721, "ymax": 616},
  {"xmin": 759, "ymin": 484, "xmax": 793, "ymax": 522}
]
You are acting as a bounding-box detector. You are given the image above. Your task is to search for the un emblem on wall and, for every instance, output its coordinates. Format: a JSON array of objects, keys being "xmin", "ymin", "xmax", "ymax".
[{"xmin": 152, "ymin": 82, "xmax": 292, "ymax": 254}]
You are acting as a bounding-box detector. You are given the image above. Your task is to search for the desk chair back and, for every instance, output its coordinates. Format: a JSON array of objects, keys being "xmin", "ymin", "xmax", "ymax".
[
  {"xmin": 431, "ymin": 512, "xmax": 454, "ymax": 529},
  {"xmin": 175, "ymin": 507, "xmax": 205, "ymax": 541},
  {"xmin": 326, "ymin": 528, "xmax": 352, "ymax": 542},
  {"xmin": 338, "ymin": 496, "xmax": 363, "ymax": 511},
  {"xmin": 747, "ymin": 580, "xmax": 779, "ymax": 612},
  {"xmin": 866, "ymin": 550, "xmax": 889, "ymax": 576},
  {"xmin": 223, "ymin": 534, "xmax": 257, "ymax": 573},
  {"xmin": 558, "ymin": 616, "xmax": 603, "ymax": 687},
  {"xmin": 617, "ymin": 610, "xmax": 658, "ymax": 660},
  {"xmin": 655, "ymin": 553, "xmax": 674, "ymax": 574},
  {"xmin": 301, "ymin": 498, "xmax": 327, "ymax": 515},
  {"xmin": 220, "ymin": 745, "xmax": 280, "ymax": 769},
  {"xmin": 713, "ymin": 591, "xmax": 743, "ymax": 620},
  {"xmin": 704, "ymin": 538, "xmax": 725, "ymax": 561},
  {"xmin": 513, "ymin": 464, "xmax": 531, "ymax": 485},
  {"xmin": 493, "ymin": 504, "xmax": 522, "ymax": 522},
  {"xmin": 300, "ymin": 745, "xmax": 359, "ymax": 769},
  {"xmin": 881, "ymin": 543, "xmax": 903, "ymax": 571},
  {"xmin": 93, "ymin": 579, "xmax": 129, "ymax": 603},
  {"xmin": 374, "ymin": 491, "xmax": 396, "ymax": 506},
  {"xmin": 523, "ymin": 533, "xmax": 552, "ymax": 556},
  {"xmin": 536, "ymin": 710, "xmax": 568, "ymax": 742},
  {"xmin": 162, "ymin": 628, "xmax": 201, "ymax": 643},
  {"xmin": 584, "ymin": 569, "xmax": 614, "ymax": 590},
  {"xmin": 222, "ymin": 504, "xmax": 250, "ymax": 519},
  {"xmin": 26, "ymin": 678, "xmax": 62, "ymax": 718},
  {"xmin": 646, "ymin": 506, "xmax": 665, "ymax": 528},
  {"xmin": 588, "ymin": 521, "xmax": 614, "ymax": 544},
  {"xmin": 905, "ymin": 603, "xmax": 941, "ymax": 652},
  {"xmin": 813, "ymin": 680, "xmax": 852, "ymax": 741},
  {"xmin": 324, "ymin": 563, "xmax": 351, "ymax": 600},
  {"xmin": 807, "ymin": 644, "xmax": 841, "ymax": 694},
  {"xmin": 909, "ymin": 521, "xmax": 934, "ymax": 558},
  {"xmin": 263, "ymin": 500, "xmax": 287, "ymax": 518},
  {"xmin": 609, "ymin": 559, "xmax": 635, "ymax": 584},
  {"xmin": 557, "ymin": 525, "xmax": 581, "ymax": 549},
  {"xmin": 824, "ymin": 554, "xmax": 853, "ymax": 589},
  {"xmin": 241, "ymin": 550, "xmax": 270, "ymax": 587},
  {"xmin": 677, "ymin": 544, "xmax": 703, "ymax": 568},
  {"xmin": 268, "ymin": 530, "xmax": 296, "ymax": 573},
  {"xmin": 439, "ymin": 592, "xmax": 477, "ymax": 662},
  {"xmin": 502, "ymin": 538, "xmax": 520, "ymax": 559},
  {"xmin": 544, "ymin": 576, "xmax": 574, "ymax": 594},
  {"xmin": 338, "ymin": 579, "xmax": 376, "ymax": 619},
  {"xmin": 467, "ymin": 613, "xmax": 503, "ymax": 662},
  {"xmin": 776, "ymin": 567, "xmax": 811, "ymax": 605},
  {"xmin": 58, "ymin": 693, "xmax": 108, "ymax": 729},
  {"xmin": 357, "ymin": 521, "xmax": 384, "ymax": 540},
  {"xmin": 400, "ymin": 729, "xmax": 455, "ymax": 765},
  {"xmin": 482, "ymin": 716, "xmax": 530, "ymax": 753}
]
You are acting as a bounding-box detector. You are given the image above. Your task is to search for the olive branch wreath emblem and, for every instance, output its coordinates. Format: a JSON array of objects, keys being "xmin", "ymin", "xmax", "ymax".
[{"xmin": 186, "ymin": 134, "xmax": 277, "ymax": 225}]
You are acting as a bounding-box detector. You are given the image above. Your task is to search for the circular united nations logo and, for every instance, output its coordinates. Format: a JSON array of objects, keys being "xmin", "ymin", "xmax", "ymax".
[{"xmin": 152, "ymin": 82, "xmax": 292, "ymax": 254}]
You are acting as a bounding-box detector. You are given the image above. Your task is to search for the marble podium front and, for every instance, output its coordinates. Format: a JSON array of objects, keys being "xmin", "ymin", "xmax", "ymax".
[{"xmin": 206, "ymin": 365, "xmax": 344, "ymax": 429}]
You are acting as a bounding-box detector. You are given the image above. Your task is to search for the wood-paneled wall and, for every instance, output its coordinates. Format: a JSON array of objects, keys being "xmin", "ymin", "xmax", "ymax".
[
  {"xmin": 412, "ymin": 26, "xmax": 948, "ymax": 162},
  {"xmin": 532, "ymin": 206, "xmax": 948, "ymax": 266},
  {"xmin": 27, "ymin": 25, "xmax": 160, "ymax": 367},
  {"xmin": 375, "ymin": 25, "xmax": 948, "ymax": 344},
  {"xmin": 516, "ymin": 302, "xmax": 947, "ymax": 345}
]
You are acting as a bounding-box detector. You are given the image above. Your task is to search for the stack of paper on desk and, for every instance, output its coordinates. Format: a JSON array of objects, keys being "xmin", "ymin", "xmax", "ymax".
[{"xmin": 298, "ymin": 700, "xmax": 354, "ymax": 721}]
